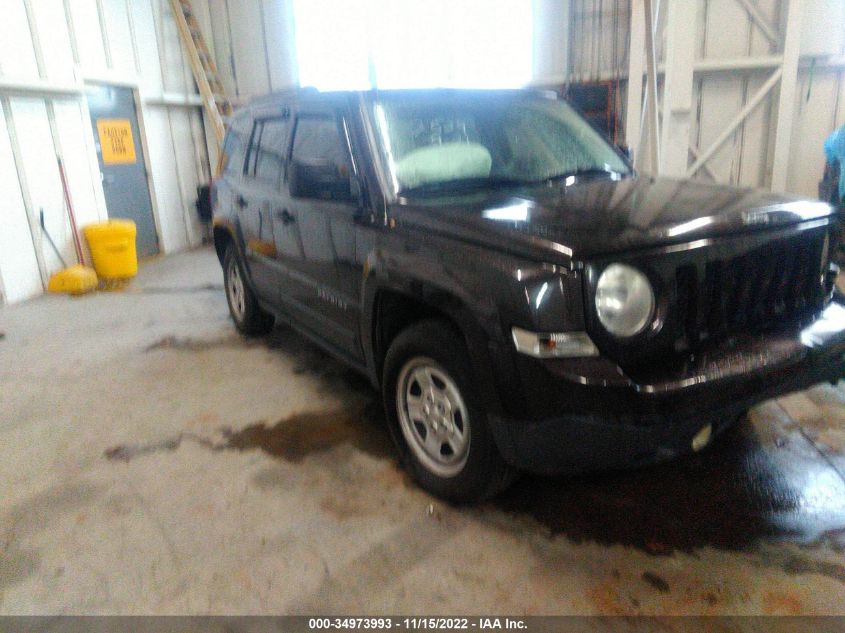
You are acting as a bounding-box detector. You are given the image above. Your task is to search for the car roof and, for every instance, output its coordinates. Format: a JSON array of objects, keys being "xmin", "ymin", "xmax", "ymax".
[{"xmin": 244, "ymin": 87, "xmax": 556, "ymax": 110}]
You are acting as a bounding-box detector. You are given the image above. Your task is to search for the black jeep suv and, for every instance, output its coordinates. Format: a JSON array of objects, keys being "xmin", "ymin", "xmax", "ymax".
[{"xmin": 212, "ymin": 88, "xmax": 845, "ymax": 502}]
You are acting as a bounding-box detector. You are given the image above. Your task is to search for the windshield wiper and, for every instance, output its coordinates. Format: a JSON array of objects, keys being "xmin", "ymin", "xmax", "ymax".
[
  {"xmin": 399, "ymin": 176, "xmax": 531, "ymax": 196},
  {"xmin": 538, "ymin": 167, "xmax": 627, "ymax": 184}
]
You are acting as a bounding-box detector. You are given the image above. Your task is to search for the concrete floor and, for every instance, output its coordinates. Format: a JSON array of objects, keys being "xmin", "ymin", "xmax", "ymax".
[{"xmin": 1, "ymin": 247, "xmax": 845, "ymax": 615}]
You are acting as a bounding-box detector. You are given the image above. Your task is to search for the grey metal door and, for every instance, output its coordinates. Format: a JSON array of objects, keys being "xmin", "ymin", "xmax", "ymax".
[{"xmin": 86, "ymin": 85, "xmax": 159, "ymax": 256}]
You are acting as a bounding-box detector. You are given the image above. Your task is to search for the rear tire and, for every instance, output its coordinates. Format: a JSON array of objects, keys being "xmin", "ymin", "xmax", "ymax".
[
  {"xmin": 224, "ymin": 245, "xmax": 274, "ymax": 336},
  {"xmin": 382, "ymin": 320, "xmax": 515, "ymax": 502}
]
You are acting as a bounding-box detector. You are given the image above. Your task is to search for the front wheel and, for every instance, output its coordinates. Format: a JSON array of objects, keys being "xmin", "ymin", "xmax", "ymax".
[
  {"xmin": 224, "ymin": 245, "xmax": 274, "ymax": 336},
  {"xmin": 383, "ymin": 320, "xmax": 515, "ymax": 502}
]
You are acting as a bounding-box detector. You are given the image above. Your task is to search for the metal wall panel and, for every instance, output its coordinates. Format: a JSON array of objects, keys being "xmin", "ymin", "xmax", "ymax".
[
  {"xmin": 0, "ymin": 0, "xmax": 40, "ymax": 80},
  {"xmin": 67, "ymin": 0, "xmax": 108, "ymax": 72},
  {"xmin": 130, "ymin": 0, "xmax": 164, "ymax": 94},
  {"xmin": 30, "ymin": 0, "xmax": 77, "ymax": 82},
  {"xmin": 207, "ymin": 0, "xmax": 238, "ymax": 97},
  {"xmin": 8, "ymin": 98, "xmax": 72, "ymax": 275},
  {"xmin": 169, "ymin": 107, "xmax": 205, "ymax": 247},
  {"xmin": 571, "ymin": 0, "xmax": 844, "ymax": 197},
  {"xmin": 142, "ymin": 106, "xmax": 196, "ymax": 253},
  {"xmin": 0, "ymin": 99, "xmax": 42, "ymax": 304},
  {"xmin": 101, "ymin": 0, "xmax": 137, "ymax": 74},
  {"xmin": 53, "ymin": 99, "xmax": 108, "ymax": 229},
  {"xmin": 226, "ymin": 0, "xmax": 271, "ymax": 96},
  {"xmin": 152, "ymin": 0, "xmax": 190, "ymax": 93},
  {"xmin": 788, "ymin": 71, "xmax": 842, "ymax": 196}
]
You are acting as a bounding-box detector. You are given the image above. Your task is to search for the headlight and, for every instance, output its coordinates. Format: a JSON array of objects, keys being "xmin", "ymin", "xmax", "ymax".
[{"xmin": 595, "ymin": 264, "xmax": 655, "ymax": 337}]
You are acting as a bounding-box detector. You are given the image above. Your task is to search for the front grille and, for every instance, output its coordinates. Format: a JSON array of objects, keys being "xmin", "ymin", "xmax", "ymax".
[{"xmin": 674, "ymin": 230, "xmax": 828, "ymax": 347}]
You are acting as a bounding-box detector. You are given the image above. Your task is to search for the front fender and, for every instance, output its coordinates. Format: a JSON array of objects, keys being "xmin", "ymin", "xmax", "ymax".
[{"xmin": 360, "ymin": 231, "xmax": 536, "ymax": 419}]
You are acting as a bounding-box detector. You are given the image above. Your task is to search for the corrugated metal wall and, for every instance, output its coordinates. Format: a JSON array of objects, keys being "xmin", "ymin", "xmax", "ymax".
[
  {"xmin": 0, "ymin": 0, "xmax": 213, "ymax": 305},
  {"xmin": 568, "ymin": 0, "xmax": 845, "ymax": 196}
]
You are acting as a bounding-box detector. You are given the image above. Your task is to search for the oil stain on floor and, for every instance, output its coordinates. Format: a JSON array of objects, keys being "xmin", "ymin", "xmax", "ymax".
[
  {"xmin": 219, "ymin": 403, "xmax": 392, "ymax": 463},
  {"xmin": 104, "ymin": 402, "xmax": 392, "ymax": 465}
]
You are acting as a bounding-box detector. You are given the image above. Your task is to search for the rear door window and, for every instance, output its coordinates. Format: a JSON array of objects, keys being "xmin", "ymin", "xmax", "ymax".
[{"xmin": 245, "ymin": 117, "xmax": 289, "ymax": 187}]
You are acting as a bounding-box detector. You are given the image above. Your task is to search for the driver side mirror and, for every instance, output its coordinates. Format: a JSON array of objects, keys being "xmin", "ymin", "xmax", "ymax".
[{"xmin": 289, "ymin": 159, "xmax": 357, "ymax": 203}]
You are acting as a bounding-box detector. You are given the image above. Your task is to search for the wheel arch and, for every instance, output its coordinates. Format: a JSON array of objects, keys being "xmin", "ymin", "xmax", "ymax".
[
  {"xmin": 213, "ymin": 222, "xmax": 235, "ymax": 264},
  {"xmin": 364, "ymin": 279, "xmax": 508, "ymax": 419}
]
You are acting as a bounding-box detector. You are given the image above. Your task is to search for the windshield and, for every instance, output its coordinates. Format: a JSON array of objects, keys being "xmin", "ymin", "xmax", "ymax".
[{"xmin": 370, "ymin": 93, "xmax": 631, "ymax": 195}]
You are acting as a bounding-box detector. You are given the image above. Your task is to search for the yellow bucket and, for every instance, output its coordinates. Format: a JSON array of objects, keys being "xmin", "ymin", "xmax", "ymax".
[{"xmin": 83, "ymin": 220, "xmax": 138, "ymax": 279}]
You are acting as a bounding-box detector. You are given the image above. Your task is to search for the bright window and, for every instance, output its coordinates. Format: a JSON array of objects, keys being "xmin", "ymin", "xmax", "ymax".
[{"xmin": 293, "ymin": 0, "xmax": 534, "ymax": 90}]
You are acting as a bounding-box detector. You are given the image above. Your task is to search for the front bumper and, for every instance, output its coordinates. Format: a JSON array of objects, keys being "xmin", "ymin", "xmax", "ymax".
[{"xmin": 490, "ymin": 302, "xmax": 845, "ymax": 474}]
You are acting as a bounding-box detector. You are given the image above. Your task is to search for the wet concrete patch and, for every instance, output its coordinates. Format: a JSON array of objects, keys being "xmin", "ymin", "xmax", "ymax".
[
  {"xmin": 641, "ymin": 571, "xmax": 670, "ymax": 593},
  {"xmin": 143, "ymin": 328, "xmax": 375, "ymax": 398},
  {"xmin": 1, "ymin": 482, "xmax": 102, "ymax": 594},
  {"xmin": 780, "ymin": 554, "xmax": 845, "ymax": 584},
  {"xmin": 105, "ymin": 403, "xmax": 392, "ymax": 466},
  {"xmin": 494, "ymin": 413, "xmax": 845, "ymax": 554},
  {"xmin": 144, "ymin": 335, "xmax": 240, "ymax": 353},
  {"xmin": 220, "ymin": 402, "xmax": 391, "ymax": 463},
  {"xmin": 131, "ymin": 284, "xmax": 224, "ymax": 295},
  {"xmin": 0, "ymin": 548, "xmax": 40, "ymax": 595},
  {"xmin": 105, "ymin": 436, "xmax": 185, "ymax": 462},
  {"xmin": 262, "ymin": 328, "xmax": 374, "ymax": 392}
]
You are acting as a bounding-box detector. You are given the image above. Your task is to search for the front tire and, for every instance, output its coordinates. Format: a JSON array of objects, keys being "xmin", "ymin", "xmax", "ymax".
[
  {"xmin": 382, "ymin": 320, "xmax": 515, "ymax": 502},
  {"xmin": 224, "ymin": 245, "xmax": 274, "ymax": 336}
]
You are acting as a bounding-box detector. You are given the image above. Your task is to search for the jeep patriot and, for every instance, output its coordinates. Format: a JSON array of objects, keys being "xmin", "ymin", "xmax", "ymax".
[{"xmin": 212, "ymin": 88, "xmax": 845, "ymax": 501}]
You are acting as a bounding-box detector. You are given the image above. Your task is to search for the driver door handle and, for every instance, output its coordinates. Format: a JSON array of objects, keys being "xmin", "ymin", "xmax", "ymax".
[
  {"xmin": 276, "ymin": 208, "xmax": 296, "ymax": 225},
  {"xmin": 236, "ymin": 195, "xmax": 248, "ymax": 208}
]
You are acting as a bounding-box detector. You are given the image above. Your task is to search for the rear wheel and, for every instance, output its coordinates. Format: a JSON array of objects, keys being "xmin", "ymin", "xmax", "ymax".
[
  {"xmin": 383, "ymin": 320, "xmax": 515, "ymax": 502},
  {"xmin": 224, "ymin": 245, "xmax": 274, "ymax": 336}
]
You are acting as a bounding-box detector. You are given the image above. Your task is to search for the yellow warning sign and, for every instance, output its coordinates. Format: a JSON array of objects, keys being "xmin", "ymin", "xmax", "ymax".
[{"xmin": 96, "ymin": 119, "xmax": 137, "ymax": 165}]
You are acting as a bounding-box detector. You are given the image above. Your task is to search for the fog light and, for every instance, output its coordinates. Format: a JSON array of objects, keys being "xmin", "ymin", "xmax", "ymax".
[{"xmin": 691, "ymin": 424, "xmax": 713, "ymax": 452}]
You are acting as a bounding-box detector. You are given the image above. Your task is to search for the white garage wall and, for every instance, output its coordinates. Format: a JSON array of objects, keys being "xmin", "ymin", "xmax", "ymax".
[
  {"xmin": 205, "ymin": 0, "xmax": 297, "ymax": 99},
  {"xmin": 0, "ymin": 0, "xmax": 214, "ymax": 305},
  {"xmin": 567, "ymin": 0, "xmax": 845, "ymax": 198},
  {"xmin": 0, "ymin": 100, "xmax": 42, "ymax": 304}
]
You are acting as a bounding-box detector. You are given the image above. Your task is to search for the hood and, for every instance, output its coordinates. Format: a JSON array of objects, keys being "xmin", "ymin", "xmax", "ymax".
[{"xmin": 392, "ymin": 176, "xmax": 837, "ymax": 263}]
